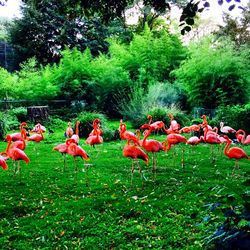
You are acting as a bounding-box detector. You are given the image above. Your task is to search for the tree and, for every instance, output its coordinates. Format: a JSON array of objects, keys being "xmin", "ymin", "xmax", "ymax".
[
  {"xmin": 214, "ymin": 3, "xmax": 250, "ymax": 47},
  {"xmin": 172, "ymin": 36, "xmax": 250, "ymax": 109},
  {"xmin": 8, "ymin": 0, "xmax": 110, "ymax": 66}
]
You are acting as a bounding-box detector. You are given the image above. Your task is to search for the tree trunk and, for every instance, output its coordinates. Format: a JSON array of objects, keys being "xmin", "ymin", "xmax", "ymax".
[{"xmin": 27, "ymin": 106, "xmax": 49, "ymax": 122}]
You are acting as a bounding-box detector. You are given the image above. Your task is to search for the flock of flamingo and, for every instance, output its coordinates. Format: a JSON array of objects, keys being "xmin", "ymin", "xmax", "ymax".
[{"xmin": 0, "ymin": 114, "xmax": 249, "ymax": 186}]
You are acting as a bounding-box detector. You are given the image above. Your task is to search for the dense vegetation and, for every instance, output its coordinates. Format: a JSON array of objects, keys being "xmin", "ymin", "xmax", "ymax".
[{"xmin": 0, "ymin": 0, "xmax": 250, "ymax": 249}]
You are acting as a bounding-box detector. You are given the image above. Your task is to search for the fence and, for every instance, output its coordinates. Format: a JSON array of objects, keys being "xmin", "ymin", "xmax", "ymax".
[
  {"xmin": 0, "ymin": 99, "xmax": 86, "ymax": 116},
  {"xmin": 192, "ymin": 107, "xmax": 216, "ymax": 119}
]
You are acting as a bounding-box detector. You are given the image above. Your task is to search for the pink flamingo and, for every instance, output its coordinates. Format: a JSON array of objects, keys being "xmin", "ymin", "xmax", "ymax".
[
  {"xmin": 139, "ymin": 128, "xmax": 166, "ymax": 171},
  {"xmin": 27, "ymin": 124, "xmax": 44, "ymax": 143},
  {"xmin": 220, "ymin": 122, "xmax": 236, "ymax": 134},
  {"xmin": 236, "ymin": 130, "xmax": 250, "ymax": 145},
  {"xmin": 71, "ymin": 121, "xmax": 80, "ymax": 144},
  {"xmin": 67, "ymin": 139, "xmax": 90, "ymax": 185},
  {"xmin": 5, "ymin": 122, "xmax": 28, "ymax": 142},
  {"xmin": 179, "ymin": 126, "xmax": 191, "ymax": 134},
  {"xmin": 0, "ymin": 154, "xmax": 8, "ymax": 170},
  {"xmin": 123, "ymin": 138, "xmax": 149, "ymax": 188},
  {"xmin": 145, "ymin": 115, "xmax": 166, "ymax": 133},
  {"xmin": 53, "ymin": 141, "xmax": 70, "ymax": 171},
  {"xmin": 31, "ymin": 123, "xmax": 46, "ymax": 133},
  {"xmin": 4, "ymin": 135, "xmax": 30, "ymax": 178},
  {"xmin": 12, "ymin": 128, "xmax": 27, "ymax": 151},
  {"xmin": 223, "ymin": 135, "xmax": 249, "ymax": 175},
  {"xmin": 89, "ymin": 119, "xmax": 103, "ymax": 136},
  {"xmin": 119, "ymin": 120, "xmax": 138, "ymax": 145},
  {"xmin": 203, "ymin": 125, "xmax": 221, "ymax": 161},
  {"xmin": 168, "ymin": 113, "xmax": 180, "ymax": 133},
  {"xmin": 65, "ymin": 122, "xmax": 74, "ymax": 137},
  {"xmin": 166, "ymin": 133, "xmax": 187, "ymax": 167},
  {"xmin": 86, "ymin": 119, "xmax": 103, "ymax": 147}
]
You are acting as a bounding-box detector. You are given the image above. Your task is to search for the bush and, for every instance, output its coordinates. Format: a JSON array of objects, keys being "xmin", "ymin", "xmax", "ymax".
[
  {"xmin": 213, "ymin": 104, "xmax": 250, "ymax": 134},
  {"xmin": 8, "ymin": 107, "xmax": 27, "ymax": 122},
  {"xmin": 0, "ymin": 112, "xmax": 7, "ymax": 140}
]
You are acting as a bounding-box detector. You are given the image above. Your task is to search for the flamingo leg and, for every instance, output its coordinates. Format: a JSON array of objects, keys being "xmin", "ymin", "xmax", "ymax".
[
  {"xmin": 130, "ymin": 160, "xmax": 135, "ymax": 188},
  {"xmin": 181, "ymin": 147, "xmax": 185, "ymax": 168},
  {"xmin": 232, "ymin": 160, "xmax": 237, "ymax": 176},
  {"xmin": 63, "ymin": 154, "xmax": 66, "ymax": 172},
  {"xmin": 136, "ymin": 160, "xmax": 144, "ymax": 190},
  {"xmin": 85, "ymin": 162, "xmax": 89, "ymax": 187},
  {"xmin": 18, "ymin": 161, "xmax": 22, "ymax": 183},
  {"xmin": 74, "ymin": 157, "xmax": 78, "ymax": 182},
  {"xmin": 13, "ymin": 161, "xmax": 17, "ymax": 177}
]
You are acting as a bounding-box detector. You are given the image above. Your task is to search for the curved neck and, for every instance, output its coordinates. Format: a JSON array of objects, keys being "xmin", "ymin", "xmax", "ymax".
[
  {"xmin": 223, "ymin": 139, "xmax": 231, "ymax": 157},
  {"xmin": 5, "ymin": 140, "xmax": 12, "ymax": 155},
  {"xmin": 120, "ymin": 124, "xmax": 126, "ymax": 134},
  {"xmin": 236, "ymin": 129, "xmax": 245, "ymax": 143},
  {"xmin": 143, "ymin": 128, "xmax": 152, "ymax": 144},
  {"xmin": 75, "ymin": 121, "xmax": 79, "ymax": 135},
  {"xmin": 147, "ymin": 115, "xmax": 152, "ymax": 124}
]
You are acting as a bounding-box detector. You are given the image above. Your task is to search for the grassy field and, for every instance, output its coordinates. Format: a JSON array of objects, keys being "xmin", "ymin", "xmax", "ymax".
[{"xmin": 0, "ymin": 125, "xmax": 249, "ymax": 249}]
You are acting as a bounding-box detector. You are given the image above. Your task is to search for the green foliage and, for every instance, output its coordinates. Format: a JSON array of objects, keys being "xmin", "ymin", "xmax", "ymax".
[
  {"xmin": 7, "ymin": 107, "xmax": 27, "ymax": 123},
  {"xmin": 109, "ymin": 26, "xmax": 186, "ymax": 83},
  {"xmin": 16, "ymin": 58, "xmax": 59, "ymax": 100},
  {"xmin": 214, "ymin": 103, "xmax": 250, "ymax": 134},
  {"xmin": 0, "ymin": 67, "xmax": 17, "ymax": 99},
  {"xmin": 118, "ymin": 81, "xmax": 188, "ymax": 128},
  {"xmin": 8, "ymin": 0, "xmax": 110, "ymax": 66},
  {"xmin": 76, "ymin": 112, "xmax": 118, "ymax": 141},
  {"xmin": 172, "ymin": 37, "xmax": 250, "ymax": 109},
  {"xmin": 0, "ymin": 111, "xmax": 7, "ymax": 139}
]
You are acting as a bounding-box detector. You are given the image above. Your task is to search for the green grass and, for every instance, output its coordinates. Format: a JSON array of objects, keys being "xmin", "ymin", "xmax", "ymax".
[{"xmin": 0, "ymin": 127, "xmax": 249, "ymax": 249}]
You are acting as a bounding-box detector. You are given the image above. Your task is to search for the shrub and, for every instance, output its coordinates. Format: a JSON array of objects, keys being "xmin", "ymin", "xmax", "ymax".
[
  {"xmin": 8, "ymin": 107, "xmax": 27, "ymax": 122},
  {"xmin": 213, "ymin": 104, "xmax": 250, "ymax": 134},
  {"xmin": 76, "ymin": 112, "xmax": 119, "ymax": 141},
  {"xmin": 0, "ymin": 112, "xmax": 7, "ymax": 140}
]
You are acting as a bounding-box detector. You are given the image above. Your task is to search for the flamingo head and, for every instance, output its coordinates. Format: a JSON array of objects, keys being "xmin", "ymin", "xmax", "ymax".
[
  {"xmin": 220, "ymin": 122, "xmax": 224, "ymax": 128},
  {"xmin": 147, "ymin": 114, "xmax": 152, "ymax": 119},
  {"xmin": 201, "ymin": 115, "xmax": 206, "ymax": 119},
  {"xmin": 168, "ymin": 113, "xmax": 173, "ymax": 119},
  {"xmin": 140, "ymin": 124, "xmax": 150, "ymax": 130},
  {"xmin": 222, "ymin": 135, "xmax": 231, "ymax": 142},
  {"xmin": 4, "ymin": 134, "xmax": 12, "ymax": 142}
]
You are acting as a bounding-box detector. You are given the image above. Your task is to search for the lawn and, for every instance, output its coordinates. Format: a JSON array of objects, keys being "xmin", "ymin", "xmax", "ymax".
[{"xmin": 0, "ymin": 124, "xmax": 249, "ymax": 249}]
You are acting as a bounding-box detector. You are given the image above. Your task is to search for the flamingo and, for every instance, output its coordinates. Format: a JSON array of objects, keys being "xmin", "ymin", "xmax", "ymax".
[
  {"xmin": 220, "ymin": 122, "xmax": 236, "ymax": 134},
  {"xmin": 119, "ymin": 120, "xmax": 138, "ymax": 145},
  {"xmin": 89, "ymin": 119, "xmax": 103, "ymax": 136},
  {"xmin": 53, "ymin": 141, "xmax": 70, "ymax": 171},
  {"xmin": 236, "ymin": 130, "xmax": 250, "ymax": 145},
  {"xmin": 186, "ymin": 136, "xmax": 203, "ymax": 146},
  {"xmin": 223, "ymin": 135, "xmax": 249, "ymax": 175},
  {"xmin": 86, "ymin": 119, "xmax": 103, "ymax": 147},
  {"xmin": 179, "ymin": 126, "xmax": 191, "ymax": 134},
  {"xmin": 71, "ymin": 121, "xmax": 80, "ymax": 144},
  {"xmin": 5, "ymin": 122, "xmax": 28, "ymax": 142},
  {"xmin": 12, "ymin": 128, "xmax": 27, "ymax": 151},
  {"xmin": 27, "ymin": 124, "xmax": 44, "ymax": 143},
  {"xmin": 144, "ymin": 115, "xmax": 166, "ymax": 134},
  {"xmin": 66, "ymin": 139, "xmax": 90, "ymax": 185},
  {"xmin": 0, "ymin": 154, "xmax": 8, "ymax": 170},
  {"xmin": 123, "ymin": 139, "xmax": 149, "ymax": 188},
  {"xmin": 4, "ymin": 135, "xmax": 30, "ymax": 178},
  {"xmin": 139, "ymin": 127, "xmax": 166, "ymax": 172},
  {"xmin": 168, "ymin": 113, "xmax": 180, "ymax": 133},
  {"xmin": 65, "ymin": 122, "xmax": 74, "ymax": 138},
  {"xmin": 189, "ymin": 124, "xmax": 201, "ymax": 133},
  {"xmin": 31, "ymin": 123, "xmax": 46, "ymax": 133},
  {"xmin": 203, "ymin": 125, "xmax": 221, "ymax": 161},
  {"xmin": 166, "ymin": 133, "xmax": 187, "ymax": 167}
]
